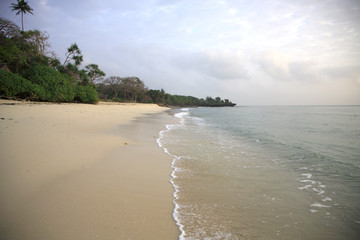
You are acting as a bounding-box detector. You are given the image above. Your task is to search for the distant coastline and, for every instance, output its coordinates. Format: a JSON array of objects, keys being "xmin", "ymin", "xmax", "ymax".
[{"xmin": 0, "ymin": 16, "xmax": 236, "ymax": 107}]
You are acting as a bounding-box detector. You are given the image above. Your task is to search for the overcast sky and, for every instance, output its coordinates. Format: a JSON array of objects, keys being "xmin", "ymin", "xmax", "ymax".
[{"xmin": 1, "ymin": 0, "xmax": 360, "ymax": 105}]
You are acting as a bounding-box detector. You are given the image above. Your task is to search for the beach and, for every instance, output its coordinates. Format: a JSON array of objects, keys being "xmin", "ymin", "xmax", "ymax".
[{"xmin": 0, "ymin": 100, "xmax": 179, "ymax": 240}]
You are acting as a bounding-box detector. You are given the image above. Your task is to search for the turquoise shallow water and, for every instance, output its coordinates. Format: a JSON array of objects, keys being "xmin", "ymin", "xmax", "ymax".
[{"xmin": 158, "ymin": 106, "xmax": 360, "ymax": 240}]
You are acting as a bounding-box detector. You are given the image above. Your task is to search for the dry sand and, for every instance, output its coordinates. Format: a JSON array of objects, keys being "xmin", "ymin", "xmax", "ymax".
[{"xmin": 0, "ymin": 100, "xmax": 179, "ymax": 240}]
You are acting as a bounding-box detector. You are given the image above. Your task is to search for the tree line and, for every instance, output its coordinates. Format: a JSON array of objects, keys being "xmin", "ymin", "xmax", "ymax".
[
  {"xmin": 97, "ymin": 81, "xmax": 235, "ymax": 107},
  {"xmin": 0, "ymin": 17, "xmax": 100, "ymax": 103},
  {"xmin": 147, "ymin": 89, "xmax": 235, "ymax": 107},
  {"xmin": 1, "ymin": 2, "xmax": 235, "ymax": 106}
]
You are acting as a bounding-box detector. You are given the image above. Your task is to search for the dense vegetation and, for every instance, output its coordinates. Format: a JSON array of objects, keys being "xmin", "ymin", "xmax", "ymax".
[
  {"xmin": 147, "ymin": 89, "xmax": 235, "ymax": 107},
  {"xmin": 1, "ymin": 14, "xmax": 235, "ymax": 106},
  {"xmin": 0, "ymin": 17, "xmax": 99, "ymax": 103},
  {"xmin": 97, "ymin": 83, "xmax": 235, "ymax": 107}
]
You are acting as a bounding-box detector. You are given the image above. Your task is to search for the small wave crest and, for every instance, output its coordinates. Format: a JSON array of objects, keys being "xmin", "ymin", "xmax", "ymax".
[
  {"xmin": 174, "ymin": 108, "xmax": 207, "ymax": 127},
  {"xmin": 157, "ymin": 110, "xmax": 187, "ymax": 239},
  {"xmin": 175, "ymin": 111, "xmax": 189, "ymax": 120},
  {"xmin": 297, "ymin": 170, "xmax": 334, "ymax": 214},
  {"xmin": 311, "ymin": 202, "xmax": 331, "ymax": 208}
]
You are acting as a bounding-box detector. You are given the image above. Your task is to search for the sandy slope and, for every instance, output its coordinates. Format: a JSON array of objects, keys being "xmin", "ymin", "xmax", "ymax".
[{"xmin": 0, "ymin": 100, "xmax": 179, "ymax": 240}]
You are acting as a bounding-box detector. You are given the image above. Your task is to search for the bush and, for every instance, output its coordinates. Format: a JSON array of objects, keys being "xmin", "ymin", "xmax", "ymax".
[
  {"xmin": 24, "ymin": 64, "xmax": 75, "ymax": 102},
  {"xmin": 74, "ymin": 85, "xmax": 98, "ymax": 103},
  {"xmin": 0, "ymin": 69, "xmax": 41, "ymax": 99},
  {"xmin": 0, "ymin": 38, "xmax": 27, "ymax": 74}
]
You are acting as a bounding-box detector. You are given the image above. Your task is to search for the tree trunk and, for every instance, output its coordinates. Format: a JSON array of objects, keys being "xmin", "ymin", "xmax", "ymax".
[{"xmin": 21, "ymin": 12, "xmax": 24, "ymax": 31}]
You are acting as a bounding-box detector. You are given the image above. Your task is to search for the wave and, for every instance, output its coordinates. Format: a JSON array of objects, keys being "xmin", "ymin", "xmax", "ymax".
[
  {"xmin": 156, "ymin": 106, "xmax": 360, "ymax": 239},
  {"xmin": 157, "ymin": 109, "xmax": 189, "ymax": 239}
]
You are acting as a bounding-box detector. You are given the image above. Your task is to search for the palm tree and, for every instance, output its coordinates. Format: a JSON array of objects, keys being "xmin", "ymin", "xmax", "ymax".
[{"xmin": 10, "ymin": 0, "xmax": 34, "ymax": 31}]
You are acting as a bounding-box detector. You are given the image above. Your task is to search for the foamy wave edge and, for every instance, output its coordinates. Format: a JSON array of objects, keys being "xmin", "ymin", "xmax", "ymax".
[{"xmin": 156, "ymin": 110, "xmax": 189, "ymax": 240}]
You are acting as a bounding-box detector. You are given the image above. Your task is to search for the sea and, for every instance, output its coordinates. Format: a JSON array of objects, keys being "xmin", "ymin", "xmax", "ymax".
[{"xmin": 157, "ymin": 106, "xmax": 360, "ymax": 240}]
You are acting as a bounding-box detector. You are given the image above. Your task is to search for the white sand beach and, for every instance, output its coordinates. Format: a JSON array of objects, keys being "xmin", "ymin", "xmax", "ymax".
[{"xmin": 0, "ymin": 100, "xmax": 179, "ymax": 239}]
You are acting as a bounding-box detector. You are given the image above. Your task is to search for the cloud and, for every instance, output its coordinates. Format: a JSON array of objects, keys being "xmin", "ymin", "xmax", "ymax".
[
  {"xmin": 288, "ymin": 61, "xmax": 359, "ymax": 84},
  {"xmin": 257, "ymin": 51, "xmax": 290, "ymax": 81},
  {"xmin": 288, "ymin": 61, "xmax": 320, "ymax": 82},
  {"xmin": 257, "ymin": 50, "xmax": 360, "ymax": 84},
  {"xmin": 174, "ymin": 50, "xmax": 249, "ymax": 80},
  {"xmin": 322, "ymin": 65, "xmax": 360, "ymax": 84}
]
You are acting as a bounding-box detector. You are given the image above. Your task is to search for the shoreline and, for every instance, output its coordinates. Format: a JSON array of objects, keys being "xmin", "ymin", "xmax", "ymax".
[
  {"xmin": 157, "ymin": 111, "xmax": 186, "ymax": 239},
  {"xmin": 0, "ymin": 100, "xmax": 179, "ymax": 239}
]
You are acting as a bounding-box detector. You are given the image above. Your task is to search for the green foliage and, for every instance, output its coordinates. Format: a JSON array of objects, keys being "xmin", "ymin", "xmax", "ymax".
[
  {"xmin": 0, "ymin": 38, "xmax": 25, "ymax": 72},
  {"xmin": 97, "ymin": 76, "xmax": 148, "ymax": 102},
  {"xmin": 147, "ymin": 89, "xmax": 165, "ymax": 104},
  {"xmin": 145, "ymin": 89, "xmax": 236, "ymax": 107},
  {"xmin": 85, "ymin": 64, "xmax": 105, "ymax": 84},
  {"xmin": 0, "ymin": 69, "xmax": 41, "ymax": 99},
  {"xmin": 22, "ymin": 29, "xmax": 51, "ymax": 56},
  {"xmin": 63, "ymin": 43, "xmax": 83, "ymax": 67},
  {"xmin": 0, "ymin": 18, "xmax": 100, "ymax": 104},
  {"xmin": 74, "ymin": 84, "xmax": 98, "ymax": 103},
  {"xmin": 23, "ymin": 64, "xmax": 75, "ymax": 102},
  {"xmin": 27, "ymin": 54, "xmax": 52, "ymax": 67},
  {"xmin": 0, "ymin": 21, "xmax": 52, "ymax": 74},
  {"xmin": 97, "ymin": 79, "xmax": 236, "ymax": 106},
  {"xmin": 10, "ymin": 0, "xmax": 34, "ymax": 16},
  {"xmin": 121, "ymin": 77, "xmax": 147, "ymax": 102}
]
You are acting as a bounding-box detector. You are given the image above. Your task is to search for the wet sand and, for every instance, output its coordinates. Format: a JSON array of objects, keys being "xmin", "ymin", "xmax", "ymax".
[{"xmin": 0, "ymin": 100, "xmax": 179, "ymax": 240}]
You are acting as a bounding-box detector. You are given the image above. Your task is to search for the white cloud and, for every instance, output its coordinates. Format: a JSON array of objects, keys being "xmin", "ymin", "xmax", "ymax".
[
  {"xmin": 228, "ymin": 8, "xmax": 237, "ymax": 15},
  {"xmin": 257, "ymin": 51, "xmax": 291, "ymax": 81},
  {"xmin": 174, "ymin": 50, "xmax": 249, "ymax": 80}
]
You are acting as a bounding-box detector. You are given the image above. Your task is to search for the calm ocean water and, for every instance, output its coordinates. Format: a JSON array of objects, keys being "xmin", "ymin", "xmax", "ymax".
[{"xmin": 157, "ymin": 106, "xmax": 360, "ymax": 240}]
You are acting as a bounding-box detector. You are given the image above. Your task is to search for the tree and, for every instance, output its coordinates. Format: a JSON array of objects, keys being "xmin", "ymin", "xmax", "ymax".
[
  {"xmin": 0, "ymin": 19, "xmax": 51, "ymax": 73},
  {"xmin": 85, "ymin": 64, "xmax": 105, "ymax": 84},
  {"xmin": 0, "ymin": 17, "xmax": 21, "ymax": 39},
  {"xmin": 104, "ymin": 76, "xmax": 122, "ymax": 99},
  {"xmin": 147, "ymin": 89, "xmax": 165, "ymax": 104},
  {"xmin": 215, "ymin": 97, "xmax": 221, "ymax": 104},
  {"xmin": 0, "ymin": 18, "xmax": 22, "ymax": 72},
  {"xmin": 63, "ymin": 43, "xmax": 83, "ymax": 67},
  {"xmin": 24, "ymin": 30, "xmax": 51, "ymax": 56},
  {"xmin": 121, "ymin": 77, "xmax": 147, "ymax": 102},
  {"xmin": 206, "ymin": 96, "xmax": 216, "ymax": 105},
  {"xmin": 10, "ymin": 0, "xmax": 34, "ymax": 31},
  {"xmin": 61, "ymin": 43, "xmax": 85, "ymax": 83}
]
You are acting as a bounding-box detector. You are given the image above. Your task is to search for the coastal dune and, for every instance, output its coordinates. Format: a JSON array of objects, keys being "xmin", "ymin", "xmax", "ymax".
[{"xmin": 0, "ymin": 100, "xmax": 179, "ymax": 239}]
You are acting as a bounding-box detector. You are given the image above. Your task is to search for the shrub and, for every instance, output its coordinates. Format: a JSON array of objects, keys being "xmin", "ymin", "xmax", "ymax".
[
  {"xmin": 74, "ymin": 85, "xmax": 98, "ymax": 103},
  {"xmin": 0, "ymin": 69, "xmax": 41, "ymax": 99},
  {"xmin": 24, "ymin": 64, "xmax": 75, "ymax": 102}
]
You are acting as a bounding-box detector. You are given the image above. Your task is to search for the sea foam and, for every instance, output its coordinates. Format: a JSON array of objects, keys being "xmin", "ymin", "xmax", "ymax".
[{"xmin": 156, "ymin": 109, "xmax": 190, "ymax": 240}]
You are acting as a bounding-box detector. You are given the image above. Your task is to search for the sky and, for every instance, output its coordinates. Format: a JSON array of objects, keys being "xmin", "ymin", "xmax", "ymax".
[{"xmin": 1, "ymin": 0, "xmax": 360, "ymax": 105}]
